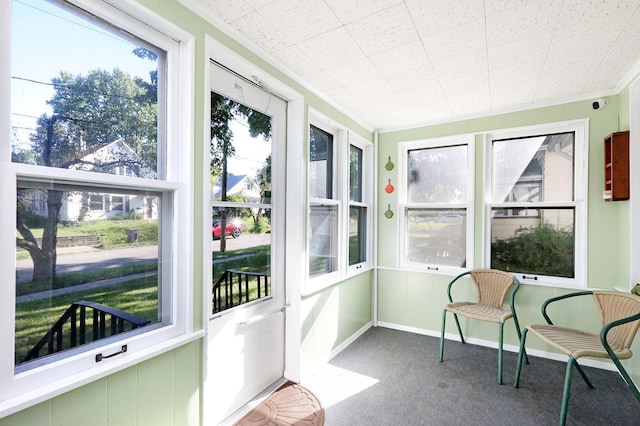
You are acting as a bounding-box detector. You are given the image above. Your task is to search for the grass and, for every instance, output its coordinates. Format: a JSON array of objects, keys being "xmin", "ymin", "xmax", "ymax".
[
  {"xmin": 17, "ymin": 262, "xmax": 158, "ymax": 296},
  {"xmin": 15, "ymin": 276, "xmax": 157, "ymax": 364},
  {"xmin": 213, "ymin": 244, "xmax": 271, "ymax": 313},
  {"xmin": 14, "ymin": 243, "xmax": 271, "ymax": 362}
]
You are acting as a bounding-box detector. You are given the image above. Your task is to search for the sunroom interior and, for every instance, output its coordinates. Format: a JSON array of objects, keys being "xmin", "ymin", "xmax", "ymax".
[{"xmin": 2, "ymin": 0, "xmax": 640, "ymax": 425}]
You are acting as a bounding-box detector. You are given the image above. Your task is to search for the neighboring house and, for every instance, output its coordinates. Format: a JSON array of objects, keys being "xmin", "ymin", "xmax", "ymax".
[
  {"xmin": 211, "ymin": 174, "xmax": 261, "ymax": 203},
  {"xmin": 26, "ymin": 139, "xmax": 157, "ymax": 222}
]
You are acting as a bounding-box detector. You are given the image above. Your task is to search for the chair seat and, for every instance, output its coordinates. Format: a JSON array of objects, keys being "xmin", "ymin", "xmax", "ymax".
[
  {"xmin": 527, "ymin": 323, "xmax": 633, "ymax": 360},
  {"xmin": 445, "ymin": 302, "xmax": 513, "ymax": 323}
]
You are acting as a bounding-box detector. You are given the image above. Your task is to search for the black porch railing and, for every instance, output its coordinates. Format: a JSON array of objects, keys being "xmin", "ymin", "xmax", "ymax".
[
  {"xmin": 21, "ymin": 300, "xmax": 150, "ymax": 363},
  {"xmin": 212, "ymin": 269, "xmax": 270, "ymax": 314}
]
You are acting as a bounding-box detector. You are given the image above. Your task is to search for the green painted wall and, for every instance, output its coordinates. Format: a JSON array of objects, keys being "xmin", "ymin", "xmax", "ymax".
[
  {"xmin": 375, "ymin": 94, "xmax": 640, "ymax": 384},
  {"xmin": 300, "ymin": 271, "xmax": 374, "ymax": 373},
  {"xmin": 1, "ymin": 341, "xmax": 202, "ymax": 426}
]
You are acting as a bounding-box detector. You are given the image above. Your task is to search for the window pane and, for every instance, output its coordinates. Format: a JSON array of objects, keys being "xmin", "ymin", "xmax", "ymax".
[
  {"xmin": 492, "ymin": 133, "xmax": 574, "ymax": 203},
  {"xmin": 405, "ymin": 208, "xmax": 466, "ymax": 267},
  {"xmin": 309, "ymin": 204, "xmax": 338, "ymax": 276},
  {"xmin": 408, "ymin": 145, "xmax": 467, "ymax": 204},
  {"xmin": 212, "ymin": 208, "xmax": 271, "ymax": 315},
  {"xmin": 490, "ymin": 208, "xmax": 575, "ymax": 278},
  {"xmin": 16, "ymin": 181, "xmax": 160, "ymax": 368},
  {"xmin": 349, "ymin": 206, "xmax": 366, "ymax": 265},
  {"xmin": 210, "ymin": 92, "xmax": 272, "ymax": 205},
  {"xmin": 11, "ymin": 0, "xmax": 162, "ymax": 178},
  {"xmin": 349, "ymin": 145, "xmax": 362, "ymax": 202},
  {"xmin": 309, "ymin": 125, "xmax": 333, "ymax": 199}
]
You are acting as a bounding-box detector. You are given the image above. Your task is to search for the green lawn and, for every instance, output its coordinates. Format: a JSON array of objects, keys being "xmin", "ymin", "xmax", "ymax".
[{"xmin": 15, "ymin": 276, "xmax": 157, "ymax": 364}]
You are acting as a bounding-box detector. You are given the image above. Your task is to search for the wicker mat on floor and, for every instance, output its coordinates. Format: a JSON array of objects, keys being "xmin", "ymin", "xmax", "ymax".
[{"xmin": 233, "ymin": 382, "xmax": 324, "ymax": 426}]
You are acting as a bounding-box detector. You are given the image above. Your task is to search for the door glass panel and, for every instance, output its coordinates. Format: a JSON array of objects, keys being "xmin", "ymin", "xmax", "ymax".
[{"xmin": 210, "ymin": 91, "xmax": 273, "ymax": 315}]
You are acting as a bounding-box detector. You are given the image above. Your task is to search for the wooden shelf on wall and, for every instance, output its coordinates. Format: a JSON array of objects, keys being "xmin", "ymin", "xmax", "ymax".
[{"xmin": 603, "ymin": 131, "xmax": 630, "ymax": 202}]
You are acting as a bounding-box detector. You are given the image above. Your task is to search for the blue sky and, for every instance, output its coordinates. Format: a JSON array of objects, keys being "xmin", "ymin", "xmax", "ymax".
[{"xmin": 10, "ymin": 0, "xmax": 157, "ymax": 149}]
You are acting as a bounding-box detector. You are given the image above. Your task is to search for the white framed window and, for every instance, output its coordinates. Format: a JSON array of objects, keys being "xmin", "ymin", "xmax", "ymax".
[
  {"xmin": 1, "ymin": 0, "xmax": 195, "ymax": 415},
  {"xmin": 348, "ymin": 138, "xmax": 372, "ymax": 271},
  {"xmin": 398, "ymin": 135, "xmax": 474, "ymax": 274},
  {"xmin": 307, "ymin": 111, "xmax": 372, "ymax": 292},
  {"xmin": 485, "ymin": 120, "xmax": 588, "ymax": 288}
]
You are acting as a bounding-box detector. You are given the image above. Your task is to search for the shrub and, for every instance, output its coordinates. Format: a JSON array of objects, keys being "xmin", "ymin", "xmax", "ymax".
[{"xmin": 491, "ymin": 222, "xmax": 574, "ymax": 278}]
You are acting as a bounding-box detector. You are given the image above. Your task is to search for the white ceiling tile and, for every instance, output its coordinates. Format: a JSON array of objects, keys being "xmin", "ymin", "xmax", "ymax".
[
  {"xmin": 486, "ymin": 0, "xmax": 562, "ymax": 45},
  {"xmin": 323, "ymin": 59, "xmax": 393, "ymax": 98},
  {"xmin": 271, "ymin": 45, "xmax": 321, "ymax": 76},
  {"xmin": 557, "ymin": 0, "xmax": 640, "ymax": 27},
  {"xmin": 488, "ymin": 35, "xmax": 552, "ymax": 70},
  {"xmin": 431, "ymin": 50, "xmax": 489, "ymax": 87},
  {"xmin": 422, "ymin": 19, "xmax": 486, "ymax": 63},
  {"xmin": 324, "ymin": 0, "xmax": 403, "ymax": 25},
  {"xmin": 549, "ymin": 16, "xmax": 628, "ymax": 64},
  {"xmin": 406, "ymin": 0, "xmax": 485, "ymax": 37},
  {"xmin": 231, "ymin": 11, "xmax": 291, "ymax": 52},
  {"xmin": 257, "ymin": 0, "xmax": 342, "ymax": 44},
  {"xmin": 244, "ymin": 0, "xmax": 274, "ymax": 8},
  {"xmin": 299, "ymin": 70, "xmax": 344, "ymax": 92},
  {"xmin": 297, "ymin": 27, "xmax": 365, "ymax": 70},
  {"xmin": 346, "ymin": 3, "xmax": 419, "ymax": 57},
  {"xmin": 199, "ymin": 0, "xmax": 254, "ymax": 23},
  {"xmin": 484, "ymin": 0, "xmax": 535, "ymax": 16},
  {"xmin": 368, "ymin": 41, "xmax": 431, "ymax": 77}
]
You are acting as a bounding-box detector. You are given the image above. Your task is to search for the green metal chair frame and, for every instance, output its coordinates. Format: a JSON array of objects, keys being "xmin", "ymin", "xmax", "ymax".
[
  {"xmin": 514, "ymin": 290, "xmax": 640, "ymax": 426},
  {"xmin": 439, "ymin": 269, "xmax": 526, "ymax": 384}
]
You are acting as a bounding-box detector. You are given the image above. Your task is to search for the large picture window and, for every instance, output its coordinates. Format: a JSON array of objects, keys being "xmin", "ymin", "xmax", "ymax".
[
  {"xmin": 399, "ymin": 137, "xmax": 474, "ymax": 272},
  {"xmin": 2, "ymin": 0, "xmax": 193, "ymax": 414},
  {"xmin": 486, "ymin": 121, "xmax": 587, "ymax": 286}
]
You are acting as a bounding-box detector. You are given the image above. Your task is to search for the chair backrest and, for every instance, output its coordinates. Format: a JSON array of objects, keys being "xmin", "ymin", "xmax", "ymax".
[
  {"xmin": 470, "ymin": 269, "xmax": 516, "ymax": 308},
  {"xmin": 593, "ymin": 291, "xmax": 640, "ymax": 351}
]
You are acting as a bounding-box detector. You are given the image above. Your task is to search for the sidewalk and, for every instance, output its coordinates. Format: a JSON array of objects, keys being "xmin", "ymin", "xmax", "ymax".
[{"xmin": 16, "ymin": 272, "xmax": 156, "ymax": 303}]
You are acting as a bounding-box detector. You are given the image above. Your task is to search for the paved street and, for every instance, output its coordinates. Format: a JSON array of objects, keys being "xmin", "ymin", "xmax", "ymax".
[{"xmin": 16, "ymin": 233, "xmax": 272, "ymax": 283}]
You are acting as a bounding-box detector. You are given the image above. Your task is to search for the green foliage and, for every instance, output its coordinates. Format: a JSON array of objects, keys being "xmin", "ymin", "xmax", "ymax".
[
  {"xmin": 32, "ymin": 68, "xmax": 158, "ymax": 172},
  {"xmin": 491, "ymin": 222, "xmax": 574, "ymax": 278},
  {"xmin": 127, "ymin": 209, "xmax": 144, "ymax": 220}
]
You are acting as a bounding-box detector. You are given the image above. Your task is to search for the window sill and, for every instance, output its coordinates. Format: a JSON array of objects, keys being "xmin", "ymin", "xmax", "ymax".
[
  {"xmin": 0, "ymin": 330, "xmax": 204, "ymax": 419},
  {"xmin": 302, "ymin": 265, "xmax": 374, "ymax": 297}
]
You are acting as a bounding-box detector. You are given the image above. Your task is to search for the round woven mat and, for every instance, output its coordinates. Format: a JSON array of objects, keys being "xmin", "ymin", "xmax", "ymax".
[{"xmin": 234, "ymin": 382, "xmax": 324, "ymax": 426}]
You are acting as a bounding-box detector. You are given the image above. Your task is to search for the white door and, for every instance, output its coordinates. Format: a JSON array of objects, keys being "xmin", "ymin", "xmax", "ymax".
[{"xmin": 206, "ymin": 62, "xmax": 287, "ymax": 425}]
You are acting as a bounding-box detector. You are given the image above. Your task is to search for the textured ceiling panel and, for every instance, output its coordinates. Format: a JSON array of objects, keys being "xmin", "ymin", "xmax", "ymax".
[{"xmin": 183, "ymin": 0, "xmax": 640, "ymax": 130}]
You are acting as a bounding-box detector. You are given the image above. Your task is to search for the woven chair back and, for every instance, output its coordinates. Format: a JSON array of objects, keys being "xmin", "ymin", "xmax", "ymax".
[
  {"xmin": 593, "ymin": 291, "xmax": 640, "ymax": 352},
  {"xmin": 470, "ymin": 269, "xmax": 515, "ymax": 308}
]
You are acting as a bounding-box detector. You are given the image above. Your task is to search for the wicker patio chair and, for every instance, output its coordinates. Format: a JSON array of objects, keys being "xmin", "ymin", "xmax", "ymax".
[
  {"xmin": 439, "ymin": 269, "xmax": 526, "ymax": 384},
  {"xmin": 514, "ymin": 290, "xmax": 640, "ymax": 426}
]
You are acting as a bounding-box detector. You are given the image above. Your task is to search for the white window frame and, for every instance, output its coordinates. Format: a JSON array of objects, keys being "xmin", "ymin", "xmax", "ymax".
[
  {"xmin": 347, "ymin": 133, "xmax": 373, "ymax": 274},
  {"xmin": 484, "ymin": 119, "xmax": 588, "ymax": 288},
  {"xmin": 306, "ymin": 110, "xmax": 373, "ymax": 294},
  {"xmin": 0, "ymin": 0, "xmax": 198, "ymax": 416},
  {"xmin": 398, "ymin": 135, "xmax": 475, "ymax": 275}
]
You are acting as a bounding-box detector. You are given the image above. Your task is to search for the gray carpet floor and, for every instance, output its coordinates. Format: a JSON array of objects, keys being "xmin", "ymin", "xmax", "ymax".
[{"xmin": 303, "ymin": 327, "xmax": 639, "ymax": 426}]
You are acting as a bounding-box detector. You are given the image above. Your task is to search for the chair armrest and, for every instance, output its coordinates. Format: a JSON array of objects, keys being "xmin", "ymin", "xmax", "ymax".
[
  {"xmin": 601, "ymin": 311, "xmax": 640, "ymax": 356},
  {"xmin": 541, "ymin": 291, "xmax": 593, "ymax": 325},
  {"xmin": 446, "ymin": 271, "xmax": 472, "ymax": 303}
]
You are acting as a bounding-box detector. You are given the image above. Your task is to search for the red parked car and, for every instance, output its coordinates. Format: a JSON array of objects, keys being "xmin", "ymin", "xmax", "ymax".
[{"xmin": 212, "ymin": 219, "xmax": 242, "ymax": 239}]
